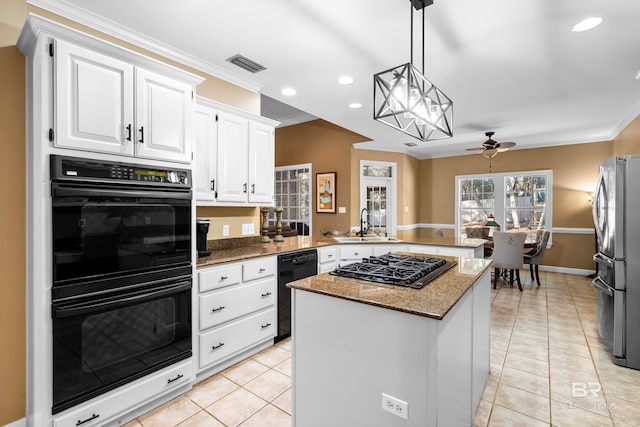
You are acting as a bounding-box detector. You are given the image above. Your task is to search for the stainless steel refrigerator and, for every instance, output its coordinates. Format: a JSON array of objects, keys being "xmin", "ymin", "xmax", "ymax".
[{"xmin": 592, "ymin": 155, "xmax": 640, "ymax": 370}]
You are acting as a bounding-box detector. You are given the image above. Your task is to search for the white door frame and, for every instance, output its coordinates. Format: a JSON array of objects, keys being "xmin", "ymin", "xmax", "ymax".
[{"xmin": 359, "ymin": 160, "xmax": 397, "ymax": 235}]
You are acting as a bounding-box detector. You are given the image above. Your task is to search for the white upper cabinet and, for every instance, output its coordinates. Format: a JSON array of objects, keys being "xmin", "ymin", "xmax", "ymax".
[
  {"xmin": 195, "ymin": 97, "xmax": 278, "ymax": 206},
  {"xmin": 248, "ymin": 121, "xmax": 275, "ymax": 204},
  {"xmin": 194, "ymin": 103, "xmax": 218, "ymax": 201},
  {"xmin": 216, "ymin": 111, "xmax": 250, "ymax": 203},
  {"xmin": 53, "ymin": 38, "xmax": 196, "ymax": 163},
  {"xmin": 55, "ymin": 39, "xmax": 134, "ymax": 156},
  {"xmin": 135, "ymin": 68, "xmax": 193, "ymax": 163}
]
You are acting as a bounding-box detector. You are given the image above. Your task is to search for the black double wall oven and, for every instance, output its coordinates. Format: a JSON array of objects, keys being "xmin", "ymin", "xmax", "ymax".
[{"xmin": 50, "ymin": 155, "xmax": 193, "ymax": 414}]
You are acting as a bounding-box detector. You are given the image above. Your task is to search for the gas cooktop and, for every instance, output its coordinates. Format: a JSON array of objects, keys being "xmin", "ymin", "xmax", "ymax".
[{"xmin": 330, "ymin": 253, "xmax": 457, "ymax": 289}]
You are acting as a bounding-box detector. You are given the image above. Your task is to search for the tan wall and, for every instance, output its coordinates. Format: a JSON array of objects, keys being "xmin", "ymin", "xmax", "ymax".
[
  {"xmin": 0, "ymin": 45, "xmax": 27, "ymax": 426},
  {"xmin": 1, "ymin": 0, "xmax": 28, "ymax": 424},
  {"xmin": 275, "ymin": 119, "xmax": 368, "ymax": 234},
  {"xmin": 613, "ymin": 115, "xmax": 640, "ymax": 156},
  {"xmin": 418, "ymin": 141, "xmax": 614, "ymax": 269}
]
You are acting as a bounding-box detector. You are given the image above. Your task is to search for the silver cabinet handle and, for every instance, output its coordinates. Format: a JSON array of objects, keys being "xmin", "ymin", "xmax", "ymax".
[
  {"xmin": 261, "ymin": 292, "xmax": 272, "ymax": 297},
  {"xmin": 261, "ymin": 323, "xmax": 272, "ymax": 329},
  {"xmin": 259, "ymin": 268, "xmax": 266, "ymax": 273},
  {"xmin": 212, "ymin": 342, "xmax": 225, "ymax": 350},
  {"xmin": 212, "ymin": 306, "xmax": 225, "ymax": 312},
  {"xmin": 219, "ymin": 276, "xmax": 228, "ymax": 281}
]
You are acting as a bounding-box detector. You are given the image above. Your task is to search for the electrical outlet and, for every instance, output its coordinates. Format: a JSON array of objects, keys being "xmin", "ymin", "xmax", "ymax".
[
  {"xmin": 222, "ymin": 224, "xmax": 229, "ymax": 237},
  {"xmin": 242, "ymin": 223, "xmax": 254, "ymax": 235},
  {"xmin": 338, "ymin": 206, "xmax": 346, "ymax": 214},
  {"xmin": 382, "ymin": 393, "xmax": 408, "ymax": 420}
]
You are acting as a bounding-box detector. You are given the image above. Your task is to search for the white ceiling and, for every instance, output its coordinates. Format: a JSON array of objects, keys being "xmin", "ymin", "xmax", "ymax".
[{"xmin": 31, "ymin": 0, "xmax": 640, "ymax": 159}]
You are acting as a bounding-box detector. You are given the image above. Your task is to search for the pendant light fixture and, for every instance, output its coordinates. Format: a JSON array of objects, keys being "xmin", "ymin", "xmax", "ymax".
[{"xmin": 373, "ymin": 0, "xmax": 453, "ymax": 142}]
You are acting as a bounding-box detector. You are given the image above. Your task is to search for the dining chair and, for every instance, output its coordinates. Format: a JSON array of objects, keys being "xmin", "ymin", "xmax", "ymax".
[
  {"xmin": 489, "ymin": 231, "xmax": 527, "ymax": 291},
  {"xmin": 523, "ymin": 230, "xmax": 551, "ymax": 286}
]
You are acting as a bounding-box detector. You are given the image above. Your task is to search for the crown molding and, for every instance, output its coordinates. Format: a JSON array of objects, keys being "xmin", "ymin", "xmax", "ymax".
[{"xmin": 27, "ymin": 0, "xmax": 262, "ymax": 92}]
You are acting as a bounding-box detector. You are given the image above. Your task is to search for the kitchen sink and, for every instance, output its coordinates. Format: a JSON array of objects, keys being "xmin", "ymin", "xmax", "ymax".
[{"xmin": 333, "ymin": 236, "xmax": 403, "ymax": 243}]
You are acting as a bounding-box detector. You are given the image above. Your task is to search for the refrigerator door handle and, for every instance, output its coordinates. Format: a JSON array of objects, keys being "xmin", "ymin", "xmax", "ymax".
[
  {"xmin": 593, "ymin": 252, "xmax": 614, "ymax": 266},
  {"xmin": 592, "ymin": 276, "xmax": 613, "ymax": 296}
]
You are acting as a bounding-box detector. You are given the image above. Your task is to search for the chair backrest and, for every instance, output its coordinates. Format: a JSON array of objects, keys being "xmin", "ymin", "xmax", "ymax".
[
  {"xmin": 527, "ymin": 230, "xmax": 551, "ymax": 263},
  {"xmin": 490, "ymin": 231, "xmax": 527, "ymax": 269}
]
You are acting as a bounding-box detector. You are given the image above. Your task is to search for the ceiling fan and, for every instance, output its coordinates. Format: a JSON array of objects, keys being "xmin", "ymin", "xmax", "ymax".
[{"xmin": 465, "ymin": 131, "xmax": 516, "ymax": 158}]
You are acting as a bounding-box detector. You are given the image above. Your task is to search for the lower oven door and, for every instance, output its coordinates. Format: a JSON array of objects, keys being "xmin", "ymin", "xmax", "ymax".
[
  {"xmin": 592, "ymin": 276, "xmax": 625, "ymax": 361},
  {"xmin": 52, "ymin": 278, "xmax": 192, "ymax": 414}
]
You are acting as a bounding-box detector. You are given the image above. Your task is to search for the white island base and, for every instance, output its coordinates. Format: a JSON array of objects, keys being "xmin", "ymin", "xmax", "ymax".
[{"xmin": 290, "ymin": 268, "xmax": 490, "ymax": 427}]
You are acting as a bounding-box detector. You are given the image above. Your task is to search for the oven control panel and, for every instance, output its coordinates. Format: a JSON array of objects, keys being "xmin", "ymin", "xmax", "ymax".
[{"xmin": 51, "ymin": 155, "xmax": 191, "ymax": 187}]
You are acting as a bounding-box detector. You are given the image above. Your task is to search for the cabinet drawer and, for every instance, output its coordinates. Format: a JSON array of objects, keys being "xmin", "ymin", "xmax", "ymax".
[
  {"xmin": 199, "ymin": 264, "xmax": 242, "ymax": 292},
  {"xmin": 54, "ymin": 359, "xmax": 191, "ymax": 427},
  {"xmin": 339, "ymin": 245, "xmax": 373, "ymax": 260},
  {"xmin": 318, "ymin": 247, "xmax": 338, "ymax": 264},
  {"xmin": 319, "ymin": 262, "xmax": 336, "ymax": 274},
  {"xmin": 200, "ymin": 279, "xmax": 276, "ymax": 330},
  {"xmin": 243, "ymin": 257, "xmax": 276, "ymax": 282},
  {"xmin": 200, "ymin": 308, "xmax": 276, "ymax": 369}
]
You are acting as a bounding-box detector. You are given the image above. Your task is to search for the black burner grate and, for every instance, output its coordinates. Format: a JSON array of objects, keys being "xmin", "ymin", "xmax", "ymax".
[{"xmin": 331, "ymin": 253, "xmax": 457, "ymax": 289}]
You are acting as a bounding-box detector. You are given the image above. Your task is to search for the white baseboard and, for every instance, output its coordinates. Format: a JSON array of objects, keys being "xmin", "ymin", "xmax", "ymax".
[
  {"xmin": 536, "ymin": 265, "xmax": 595, "ymax": 277},
  {"xmin": 3, "ymin": 418, "xmax": 26, "ymax": 427}
]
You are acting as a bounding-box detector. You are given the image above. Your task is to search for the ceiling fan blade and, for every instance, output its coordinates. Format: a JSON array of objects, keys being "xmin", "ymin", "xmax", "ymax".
[
  {"xmin": 497, "ymin": 141, "xmax": 516, "ymax": 149},
  {"xmin": 496, "ymin": 147, "xmax": 510, "ymax": 152},
  {"xmin": 465, "ymin": 147, "xmax": 484, "ymax": 152}
]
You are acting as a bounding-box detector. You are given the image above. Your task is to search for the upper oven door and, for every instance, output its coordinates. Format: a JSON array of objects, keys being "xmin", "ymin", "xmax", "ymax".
[{"xmin": 52, "ymin": 182, "xmax": 192, "ymax": 287}]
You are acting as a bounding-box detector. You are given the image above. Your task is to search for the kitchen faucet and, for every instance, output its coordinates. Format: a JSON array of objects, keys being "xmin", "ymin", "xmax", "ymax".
[{"xmin": 360, "ymin": 208, "xmax": 369, "ymax": 237}]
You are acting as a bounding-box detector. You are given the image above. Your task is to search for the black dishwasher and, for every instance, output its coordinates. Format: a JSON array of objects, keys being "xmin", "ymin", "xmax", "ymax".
[{"xmin": 276, "ymin": 249, "xmax": 318, "ymax": 342}]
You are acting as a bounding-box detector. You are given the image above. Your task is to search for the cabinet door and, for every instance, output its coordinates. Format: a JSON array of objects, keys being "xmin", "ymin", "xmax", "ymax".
[
  {"xmin": 248, "ymin": 121, "xmax": 275, "ymax": 204},
  {"xmin": 135, "ymin": 68, "xmax": 193, "ymax": 163},
  {"xmin": 216, "ymin": 112, "xmax": 249, "ymax": 202},
  {"xmin": 194, "ymin": 104, "xmax": 217, "ymax": 201},
  {"xmin": 54, "ymin": 39, "xmax": 134, "ymax": 156}
]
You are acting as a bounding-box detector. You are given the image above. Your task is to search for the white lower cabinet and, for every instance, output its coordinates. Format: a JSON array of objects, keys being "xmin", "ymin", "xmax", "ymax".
[
  {"xmin": 338, "ymin": 245, "xmax": 373, "ymax": 267},
  {"xmin": 54, "ymin": 360, "xmax": 191, "ymax": 427},
  {"xmin": 197, "ymin": 257, "xmax": 277, "ymax": 372},
  {"xmin": 318, "ymin": 246, "xmax": 338, "ymax": 273},
  {"xmin": 200, "ymin": 308, "xmax": 276, "ymax": 368},
  {"xmin": 407, "ymin": 244, "xmax": 478, "ymax": 258}
]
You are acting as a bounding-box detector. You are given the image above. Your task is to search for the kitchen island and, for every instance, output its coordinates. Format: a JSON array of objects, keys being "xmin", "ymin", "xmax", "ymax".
[{"xmin": 288, "ymin": 254, "xmax": 492, "ymax": 427}]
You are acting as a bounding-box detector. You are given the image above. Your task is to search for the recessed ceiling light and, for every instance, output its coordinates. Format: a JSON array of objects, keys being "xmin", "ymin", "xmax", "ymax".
[
  {"xmin": 572, "ymin": 17, "xmax": 603, "ymax": 32},
  {"xmin": 338, "ymin": 75, "xmax": 354, "ymax": 85},
  {"xmin": 282, "ymin": 87, "xmax": 297, "ymax": 96},
  {"xmin": 349, "ymin": 103, "xmax": 362, "ymax": 109}
]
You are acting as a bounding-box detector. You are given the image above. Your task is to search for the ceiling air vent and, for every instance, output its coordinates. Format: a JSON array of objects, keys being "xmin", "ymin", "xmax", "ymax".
[
  {"xmin": 405, "ymin": 142, "xmax": 418, "ymax": 147},
  {"xmin": 226, "ymin": 54, "xmax": 266, "ymax": 73}
]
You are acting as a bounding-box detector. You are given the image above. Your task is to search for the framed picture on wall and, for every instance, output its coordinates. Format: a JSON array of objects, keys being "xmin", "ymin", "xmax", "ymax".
[{"xmin": 316, "ymin": 172, "xmax": 336, "ymax": 213}]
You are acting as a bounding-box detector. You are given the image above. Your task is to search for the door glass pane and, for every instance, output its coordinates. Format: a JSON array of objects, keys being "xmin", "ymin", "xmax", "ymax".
[{"xmin": 366, "ymin": 185, "xmax": 387, "ymax": 234}]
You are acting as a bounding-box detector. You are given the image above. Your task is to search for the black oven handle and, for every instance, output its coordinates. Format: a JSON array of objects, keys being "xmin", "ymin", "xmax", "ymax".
[
  {"xmin": 52, "ymin": 182, "xmax": 191, "ymax": 200},
  {"xmin": 53, "ymin": 281, "xmax": 191, "ymax": 319}
]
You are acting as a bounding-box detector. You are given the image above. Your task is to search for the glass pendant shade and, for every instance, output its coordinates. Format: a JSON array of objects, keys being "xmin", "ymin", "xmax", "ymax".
[{"xmin": 374, "ymin": 62, "xmax": 453, "ymax": 141}]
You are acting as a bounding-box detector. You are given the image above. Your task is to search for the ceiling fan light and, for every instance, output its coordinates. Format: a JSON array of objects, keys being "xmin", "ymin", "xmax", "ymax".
[{"xmin": 482, "ymin": 148, "xmax": 498, "ymax": 158}]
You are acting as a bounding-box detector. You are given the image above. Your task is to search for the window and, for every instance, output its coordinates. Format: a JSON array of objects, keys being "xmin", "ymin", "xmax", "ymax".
[
  {"xmin": 456, "ymin": 170, "xmax": 552, "ymax": 240},
  {"xmin": 269, "ymin": 164, "xmax": 312, "ymax": 235}
]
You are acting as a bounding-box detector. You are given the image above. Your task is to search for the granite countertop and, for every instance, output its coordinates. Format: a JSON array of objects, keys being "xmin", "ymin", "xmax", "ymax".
[
  {"xmin": 287, "ymin": 253, "xmax": 492, "ymax": 320},
  {"xmin": 196, "ymin": 235, "xmax": 487, "ymax": 268}
]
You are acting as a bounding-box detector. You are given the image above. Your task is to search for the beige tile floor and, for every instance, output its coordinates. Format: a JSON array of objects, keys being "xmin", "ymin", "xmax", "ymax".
[{"xmin": 125, "ymin": 271, "xmax": 640, "ymax": 426}]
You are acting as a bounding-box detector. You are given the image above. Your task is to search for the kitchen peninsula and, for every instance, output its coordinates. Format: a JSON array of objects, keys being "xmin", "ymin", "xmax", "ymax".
[{"xmin": 288, "ymin": 254, "xmax": 492, "ymax": 427}]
